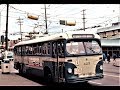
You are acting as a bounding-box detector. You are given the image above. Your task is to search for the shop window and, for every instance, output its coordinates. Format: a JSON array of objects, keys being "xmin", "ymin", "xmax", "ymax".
[{"xmin": 108, "ymin": 47, "xmax": 112, "ymax": 50}]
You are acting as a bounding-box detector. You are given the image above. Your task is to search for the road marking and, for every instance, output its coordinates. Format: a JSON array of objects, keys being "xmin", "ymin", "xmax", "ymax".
[
  {"xmin": 104, "ymin": 74, "xmax": 120, "ymax": 78},
  {"xmin": 88, "ymin": 81, "xmax": 102, "ymax": 85}
]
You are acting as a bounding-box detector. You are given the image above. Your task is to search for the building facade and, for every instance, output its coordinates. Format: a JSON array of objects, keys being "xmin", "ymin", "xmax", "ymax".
[{"xmin": 97, "ymin": 22, "xmax": 120, "ymax": 58}]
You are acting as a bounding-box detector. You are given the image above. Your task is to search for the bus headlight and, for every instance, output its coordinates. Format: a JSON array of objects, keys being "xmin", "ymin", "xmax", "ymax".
[
  {"xmin": 100, "ymin": 65, "xmax": 103, "ymax": 70},
  {"xmin": 68, "ymin": 68, "xmax": 72, "ymax": 73}
]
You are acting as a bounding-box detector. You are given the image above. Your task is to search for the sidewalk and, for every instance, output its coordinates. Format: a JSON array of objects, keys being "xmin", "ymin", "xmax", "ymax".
[
  {"xmin": 104, "ymin": 58, "xmax": 120, "ymax": 67},
  {"xmin": 0, "ymin": 61, "xmax": 19, "ymax": 74},
  {"xmin": 112, "ymin": 58, "xmax": 120, "ymax": 67}
]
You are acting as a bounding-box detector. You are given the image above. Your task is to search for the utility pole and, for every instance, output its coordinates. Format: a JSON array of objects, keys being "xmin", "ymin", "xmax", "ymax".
[
  {"xmin": 17, "ymin": 17, "xmax": 23, "ymax": 41},
  {"xmin": 5, "ymin": 4, "xmax": 9, "ymax": 51},
  {"xmin": 0, "ymin": 12, "xmax": 1, "ymax": 45},
  {"xmin": 82, "ymin": 9, "xmax": 86, "ymax": 31},
  {"xmin": 41, "ymin": 4, "xmax": 50, "ymax": 34},
  {"xmin": 44, "ymin": 4, "xmax": 48, "ymax": 34},
  {"xmin": 0, "ymin": 12, "xmax": 1, "ymax": 34},
  {"xmin": 118, "ymin": 4, "xmax": 120, "ymax": 22}
]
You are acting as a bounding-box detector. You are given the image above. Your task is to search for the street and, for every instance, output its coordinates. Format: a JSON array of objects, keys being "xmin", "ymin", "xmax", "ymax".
[
  {"xmin": 0, "ymin": 4, "xmax": 120, "ymax": 88},
  {"xmin": 0, "ymin": 59, "xmax": 120, "ymax": 86},
  {"xmin": 0, "ymin": 68, "xmax": 44, "ymax": 86},
  {"xmin": 88, "ymin": 58, "xmax": 120, "ymax": 86}
]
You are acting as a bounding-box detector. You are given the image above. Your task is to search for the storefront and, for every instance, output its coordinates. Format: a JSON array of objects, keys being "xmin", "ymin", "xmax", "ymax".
[{"xmin": 101, "ymin": 39, "xmax": 120, "ymax": 58}]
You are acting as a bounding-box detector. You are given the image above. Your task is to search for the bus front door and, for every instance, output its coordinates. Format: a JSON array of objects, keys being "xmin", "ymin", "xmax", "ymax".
[{"xmin": 53, "ymin": 41, "xmax": 65, "ymax": 83}]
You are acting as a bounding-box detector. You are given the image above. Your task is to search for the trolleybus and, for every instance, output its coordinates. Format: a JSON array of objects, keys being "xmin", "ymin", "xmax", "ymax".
[{"xmin": 13, "ymin": 31, "xmax": 104, "ymax": 83}]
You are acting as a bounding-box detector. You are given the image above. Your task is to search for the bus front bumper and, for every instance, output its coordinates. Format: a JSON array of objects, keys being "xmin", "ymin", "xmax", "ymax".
[{"xmin": 66, "ymin": 74, "xmax": 104, "ymax": 83}]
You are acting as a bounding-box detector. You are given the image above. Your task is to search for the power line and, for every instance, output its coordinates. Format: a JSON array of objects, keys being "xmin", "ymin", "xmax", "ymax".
[
  {"xmin": 10, "ymin": 5, "xmax": 27, "ymax": 14},
  {"xmin": 9, "ymin": 4, "xmax": 119, "ymax": 25},
  {"xmin": 9, "ymin": 5, "xmax": 43, "ymax": 17},
  {"xmin": 1, "ymin": 4, "xmax": 119, "ymax": 36},
  {"xmin": 0, "ymin": 4, "xmax": 6, "ymax": 12},
  {"xmin": 0, "ymin": 14, "xmax": 25, "ymax": 19},
  {"xmin": 50, "ymin": 4, "xmax": 65, "ymax": 11}
]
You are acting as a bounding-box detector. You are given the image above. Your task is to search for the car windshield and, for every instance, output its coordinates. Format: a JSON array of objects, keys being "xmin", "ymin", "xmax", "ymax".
[{"xmin": 66, "ymin": 39, "xmax": 102, "ymax": 55}]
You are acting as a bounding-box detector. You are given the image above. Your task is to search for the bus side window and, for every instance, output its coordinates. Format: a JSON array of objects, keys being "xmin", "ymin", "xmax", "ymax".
[
  {"xmin": 52, "ymin": 42, "xmax": 57, "ymax": 57},
  {"xmin": 47, "ymin": 42, "xmax": 51, "ymax": 55},
  {"xmin": 58, "ymin": 42, "xmax": 64, "ymax": 58}
]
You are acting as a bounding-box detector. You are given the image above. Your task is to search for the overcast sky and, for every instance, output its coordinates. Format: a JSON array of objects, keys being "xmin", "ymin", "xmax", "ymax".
[{"xmin": 0, "ymin": 4, "xmax": 119, "ymax": 40}]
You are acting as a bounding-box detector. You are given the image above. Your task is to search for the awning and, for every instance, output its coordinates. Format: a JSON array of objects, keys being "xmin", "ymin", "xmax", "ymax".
[{"xmin": 101, "ymin": 39, "xmax": 120, "ymax": 47}]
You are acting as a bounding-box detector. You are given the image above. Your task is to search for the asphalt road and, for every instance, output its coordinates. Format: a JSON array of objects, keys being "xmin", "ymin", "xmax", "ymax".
[
  {"xmin": 88, "ymin": 59, "xmax": 120, "ymax": 86},
  {"xmin": 0, "ymin": 70, "xmax": 43, "ymax": 86},
  {"xmin": 0, "ymin": 60, "xmax": 119, "ymax": 86},
  {"xmin": 0, "ymin": 61, "xmax": 43, "ymax": 86}
]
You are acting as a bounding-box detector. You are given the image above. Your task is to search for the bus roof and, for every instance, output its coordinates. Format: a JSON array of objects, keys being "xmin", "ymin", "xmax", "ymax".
[{"xmin": 14, "ymin": 31, "xmax": 100, "ymax": 46}]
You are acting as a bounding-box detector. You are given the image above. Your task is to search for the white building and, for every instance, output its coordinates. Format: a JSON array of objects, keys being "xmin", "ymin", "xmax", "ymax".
[{"xmin": 97, "ymin": 22, "xmax": 120, "ymax": 57}]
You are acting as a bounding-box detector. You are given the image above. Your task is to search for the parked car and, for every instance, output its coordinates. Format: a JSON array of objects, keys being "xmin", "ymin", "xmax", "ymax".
[
  {"xmin": 1, "ymin": 51, "xmax": 14, "ymax": 61},
  {"xmin": 0, "ymin": 51, "xmax": 14, "ymax": 68},
  {"xmin": 6, "ymin": 51, "xmax": 14, "ymax": 61}
]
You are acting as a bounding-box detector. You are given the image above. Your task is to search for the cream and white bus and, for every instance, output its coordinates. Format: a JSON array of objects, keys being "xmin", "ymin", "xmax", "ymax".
[{"xmin": 13, "ymin": 31, "xmax": 104, "ymax": 83}]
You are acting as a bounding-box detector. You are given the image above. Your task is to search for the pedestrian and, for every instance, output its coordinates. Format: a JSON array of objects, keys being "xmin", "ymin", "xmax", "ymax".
[
  {"xmin": 103, "ymin": 53, "xmax": 106, "ymax": 63},
  {"xmin": 107, "ymin": 54, "xmax": 110, "ymax": 64},
  {"xmin": 113, "ymin": 53, "xmax": 117, "ymax": 62},
  {"xmin": 113, "ymin": 53, "xmax": 117, "ymax": 65}
]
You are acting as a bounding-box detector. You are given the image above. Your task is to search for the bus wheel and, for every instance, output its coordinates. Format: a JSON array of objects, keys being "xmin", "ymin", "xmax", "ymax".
[{"xmin": 44, "ymin": 69, "xmax": 53, "ymax": 83}]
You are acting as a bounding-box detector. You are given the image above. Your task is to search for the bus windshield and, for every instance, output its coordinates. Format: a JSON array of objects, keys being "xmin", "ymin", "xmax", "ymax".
[{"xmin": 66, "ymin": 39, "xmax": 102, "ymax": 55}]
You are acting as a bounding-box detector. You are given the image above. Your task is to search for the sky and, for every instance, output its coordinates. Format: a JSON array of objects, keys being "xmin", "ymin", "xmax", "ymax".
[{"xmin": 0, "ymin": 4, "xmax": 119, "ymax": 40}]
